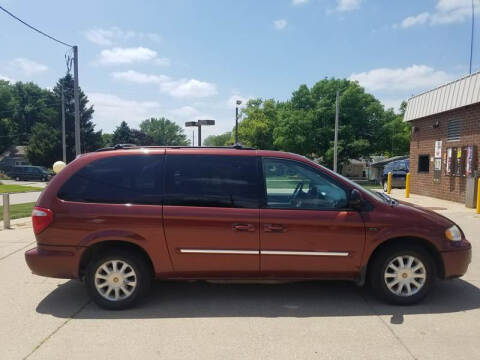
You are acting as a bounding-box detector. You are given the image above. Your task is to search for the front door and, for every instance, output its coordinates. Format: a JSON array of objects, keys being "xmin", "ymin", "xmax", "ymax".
[
  {"xmin": 163, "ymin": 153, "xmax": 262, "ymax": 277},
  {"xmin": 260, "ymin": 158, "xmax": 365, "ymax": 278}
]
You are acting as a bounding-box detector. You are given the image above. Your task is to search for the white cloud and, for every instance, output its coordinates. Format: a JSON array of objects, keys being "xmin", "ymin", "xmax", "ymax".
[
  {"xmin": 0, "ymin": 74, "xmax": 14, "ymax": 82},
  {"xmin": 380, "ymin": 98, "xmax": 404, "ymax": 112},
  {"xmin": 10, "ymin": 58, "xmax": 48, "ymax": 75},
  {"xmin": 398, "ymin": 0, "xmax": 478, "ymax": 28},
  {"xmin": 88, "ymin": 92, "xmax": 162, "ymax": 131},
  {"xmin": 112, "ymin": 70, "xmax": 169, "ymax": 84},
  {"xmin": 400, "ymin": 12, "xmax": 430, "ymax": 28},
  {"xmin": 350, "ymin": 65, "xmax": 452, "ymax": 91},
  {"xmin": 292, "ymin": 0, "xmax": 309, "ymax": 5},
  {"xmin": 84, "ymin": 27, "xmax": 161, "ymax": 46},
  {"xmin": 97, "ymin": 47, "xmax": 167, "ymax": 65},
  {"xmin": 112, "ymin": 70, "xmax": 218, "ymax": 98},
  {"xmin": 336, "ymin": 0, "xmax": 362, "ymax": 12},
  {"xmin": 274, "ymin": 19, "xmax": 288, "ymax": 30}
]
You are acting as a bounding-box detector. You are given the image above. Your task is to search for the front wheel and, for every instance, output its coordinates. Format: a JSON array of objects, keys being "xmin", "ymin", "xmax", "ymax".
[
  {"xmin": 369, "ymin": 245, "xmax": 435, "ymax": 305},
  {"xmin": 85, "ymin": 249, "xmax": 151, "ymax": 310}
]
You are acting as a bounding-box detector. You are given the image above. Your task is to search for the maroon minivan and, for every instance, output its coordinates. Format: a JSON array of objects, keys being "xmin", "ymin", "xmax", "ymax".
[{"xmin": 25, "ymin": 146, "xmax": 471, "ymax": 309}]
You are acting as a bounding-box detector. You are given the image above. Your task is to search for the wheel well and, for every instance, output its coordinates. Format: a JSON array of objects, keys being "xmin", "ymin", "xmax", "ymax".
[
  {"xmin": 79, "ymin": 241, "xmax": 155, "ymax": 279},
  {"xmin": 366, "ymin": 237, "xmax": 445, "ymax": 279}
]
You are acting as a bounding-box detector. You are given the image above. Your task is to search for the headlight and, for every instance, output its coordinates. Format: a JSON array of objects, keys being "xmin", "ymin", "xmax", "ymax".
[{"xmin": 445, "ymin": 225, "xmax": 462, "ymax": 242}]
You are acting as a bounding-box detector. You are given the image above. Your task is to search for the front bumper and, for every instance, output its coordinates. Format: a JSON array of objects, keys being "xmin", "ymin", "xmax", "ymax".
[
  {"xmin": 441, "ymin": 243, "xmax": 472, "ymax": 279},
  {"xmin": 25, "ymin": 245, "xmax": 84, "ymax": 279}
]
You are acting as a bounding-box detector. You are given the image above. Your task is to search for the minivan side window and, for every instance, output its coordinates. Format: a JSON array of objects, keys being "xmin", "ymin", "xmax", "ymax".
[
  {"xmin": 58, "ymin": 155, "xmax": 163, "ymax": 204},
  {"xmin": 164, "ymin": 155, "xmax": 261, "ymax": 208},
  {"xmin": 263, "ymin": 158, "xmax": 348, "ymax": 210}
]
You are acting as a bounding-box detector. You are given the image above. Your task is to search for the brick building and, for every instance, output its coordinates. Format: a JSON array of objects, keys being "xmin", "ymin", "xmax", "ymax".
[{"xmin": 404, "ymin": 72, "xmax": 480, "ymax": 204}]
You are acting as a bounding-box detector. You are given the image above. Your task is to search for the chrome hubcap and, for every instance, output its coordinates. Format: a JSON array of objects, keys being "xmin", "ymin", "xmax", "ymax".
[
  {"xmin": 94, "ymin": 260, "xmax": 137, "ymax": 301},
  {"xmin": 384, "ymin": 255, "xmax": 426, "ymax": 297}
]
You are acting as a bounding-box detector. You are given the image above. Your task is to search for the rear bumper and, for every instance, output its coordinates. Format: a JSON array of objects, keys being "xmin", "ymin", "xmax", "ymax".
[
  {"xmin": 25, "ymin": 245, "xmax": 84, "ymax": 279},
  {"xmin": 441, "ymin": 244, "xmax": 472, "ymax": 279}
]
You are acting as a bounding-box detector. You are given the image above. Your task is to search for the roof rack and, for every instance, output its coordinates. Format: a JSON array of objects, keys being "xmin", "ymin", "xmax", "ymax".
[{"xmin": 95, "ymin": 144, "xmax": 256, "ymax": 152}]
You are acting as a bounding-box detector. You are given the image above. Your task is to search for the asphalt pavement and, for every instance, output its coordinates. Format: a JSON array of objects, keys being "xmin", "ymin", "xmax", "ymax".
[{"xmin": 0, "ymin": 189, "xmax": 478, "ymax": 360}]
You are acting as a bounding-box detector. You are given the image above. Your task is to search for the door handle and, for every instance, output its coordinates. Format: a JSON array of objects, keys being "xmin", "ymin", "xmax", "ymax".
[
  {"xmin": 264, "ymin": 224, "xmax": 286, "ymax": 232},
  {"xmin": 232, "ymin": 223, "xmax": 255, "ymax": 232}
]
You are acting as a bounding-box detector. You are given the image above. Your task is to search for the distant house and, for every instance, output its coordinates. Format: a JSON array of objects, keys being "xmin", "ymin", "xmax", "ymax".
[
  {"xmin": 0, "ymin": 146, "xmax": 28, "ymax": 172},
  {"xmin": 369, "ymin": 156, "xmax": 409, "ymax": 184},
  {"xmin": 341, "ymin": 159, "xmax": 367, "ymax": 179}
]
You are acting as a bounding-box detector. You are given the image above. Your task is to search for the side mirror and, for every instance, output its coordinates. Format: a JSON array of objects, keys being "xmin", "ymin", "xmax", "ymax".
[{"xmin": 349, "ymin": 189, "xmax": 363, "ymax": 209}]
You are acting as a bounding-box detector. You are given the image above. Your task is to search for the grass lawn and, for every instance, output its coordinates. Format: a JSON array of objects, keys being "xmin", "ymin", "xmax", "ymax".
[
  {"xmin": 0, "ymin": 184, "xmax": 43, "ymax": 193},
  {"xmin": 0, "ymin": 202, "xmax": 35, "ymax": 220}
]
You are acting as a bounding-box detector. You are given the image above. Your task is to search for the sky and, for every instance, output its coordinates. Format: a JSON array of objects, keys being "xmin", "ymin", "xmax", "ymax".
[{"xmin": 0, "ymin": 0, "xmax": 479, "ymax": 142}]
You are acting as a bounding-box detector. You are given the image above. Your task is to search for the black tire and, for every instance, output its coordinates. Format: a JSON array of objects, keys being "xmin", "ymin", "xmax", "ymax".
[
  {"xmin": 369, "ymin": 244, "xmax": 435, "ymax": 305},
  {"xmin": 85, "ymin": 249, "xmax": 151, "ymax": 310}
]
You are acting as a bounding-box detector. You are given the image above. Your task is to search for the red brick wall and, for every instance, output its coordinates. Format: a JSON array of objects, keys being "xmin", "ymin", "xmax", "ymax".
[{"xmin": 409, "ymin": 103, "xmax": 480, "ymax": 203}]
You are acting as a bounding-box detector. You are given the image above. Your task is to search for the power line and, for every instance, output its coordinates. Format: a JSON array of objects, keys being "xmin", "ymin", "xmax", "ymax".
[
  {"xmin": 470, "ymin": 0, "xmax": 475, "ymax": 74},
  {"xmin": 0, "ymin": 5, "xmax": 72, "ymax": 47}
]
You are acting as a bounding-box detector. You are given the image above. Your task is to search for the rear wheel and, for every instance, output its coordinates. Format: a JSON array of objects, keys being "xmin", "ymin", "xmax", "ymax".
[
  {"xmin": 369, "ymin": 245, "xmax": 435, "ymax": 305},
  {"xmin": 85, "ymin": 249, "xmax": 151, "ymax": 310}
]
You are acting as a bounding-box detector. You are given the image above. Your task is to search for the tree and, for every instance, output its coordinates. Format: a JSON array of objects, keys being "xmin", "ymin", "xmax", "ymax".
[
  {"xmin": 140, "ymin": 117, "xmax": 189, "ymax": 145},
  {"xmin": 26, "ymin": 123, "xmax": 62, "ymax": 167},
  {"xmin": 235, "ymin": 99, "xmax": 278, "ymax": 149},
  {"xmin": 101, "ymin": 133, "xmax": 113, "ymax": 148},
  {"xmin": 203, "ymin": 132, "xmax": 232, "ymax": 146},
  {"xmin": 112, "ymin": 121, "xmax": 132, "ymax": 144},
  {"xmin": 52, "ymin": 74, "xmax": 103, "ymax": 161},
  {"xmin": 234, "ymin": 78, "xmax": 409, "ymax": 170}
]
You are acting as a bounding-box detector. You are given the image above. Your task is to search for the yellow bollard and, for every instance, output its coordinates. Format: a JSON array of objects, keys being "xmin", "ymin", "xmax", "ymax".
[
  {"xmin": 387, "ymin": 172, "xmax": 392, "ymax": 194},
  {"xmin": 405, "ymin": 172, "xmax": 411, "ymax": 198},
  {"xmin": 477, "ymin": 178, "xmax": 480, "ymax": 214}
]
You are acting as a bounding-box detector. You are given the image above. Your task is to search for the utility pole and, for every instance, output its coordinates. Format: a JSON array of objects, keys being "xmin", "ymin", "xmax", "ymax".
[
  {"xmin": 470, "ymin": 0, "xmax": 475, "ymax": 74},
  {"xmin": 73, "ymin": 45, "xmax": 81, "ymax": 157},
  {"xmin": 333, "ymin": 90, "xmax": 339, "ymax": 173},
  {"xmin": 61, "ymin": 86, "xmax": 66, "ymax": 163},
  {"xmin": 235, "ymin": 100, "xmax": 242, "ymax": 144},
  {"xmin": 192, "ymin": 130, "xmax": 195, "ymax": 146}
]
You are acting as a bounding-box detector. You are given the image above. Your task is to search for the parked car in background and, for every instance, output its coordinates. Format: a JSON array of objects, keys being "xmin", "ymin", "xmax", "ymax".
[
  {"xmin": 7, "ymin": 165, "xmax": 52, "ymax": 182},
  {"xmin": 382, "ymin": 159, "xmax": 409, "ymax": 191},
  {"xmin": 25, "ymin": 146, "xmax": 470, "ymax": 309}
]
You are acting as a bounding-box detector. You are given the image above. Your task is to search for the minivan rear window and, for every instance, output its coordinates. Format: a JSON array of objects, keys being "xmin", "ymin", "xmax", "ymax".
[
  {"xmin": 164, "ymin": 155, "xmax": 261, "ymax": 208},
  {"xmin": 58, "ymin": 155, "xmax": 164, "ymax": 204}
]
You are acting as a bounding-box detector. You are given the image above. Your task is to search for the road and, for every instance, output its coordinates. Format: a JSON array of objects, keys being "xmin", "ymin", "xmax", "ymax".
[{"xmin": 0, "ymin": 189, "xmax": 478, "ymax": 360}]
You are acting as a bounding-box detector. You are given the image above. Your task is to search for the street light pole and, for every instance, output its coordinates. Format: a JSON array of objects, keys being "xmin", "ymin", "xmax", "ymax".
[
  {"xmin": 73, "ymin": 45, "xmax": 81, "ymax": 157},
  {"xmin": 235, "ymin": 100, "xmax": 242, "ymax": 144},
  {"xmin": 185, "ymin": 120, "xmax": 215, "ymax": 147},
  {"xmin": 198, "ymin": 125, "xmax": 202, "ymax": 147}
]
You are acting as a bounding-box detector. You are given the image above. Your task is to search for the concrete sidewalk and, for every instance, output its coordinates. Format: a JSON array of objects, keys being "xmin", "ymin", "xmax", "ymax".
[{"xmin": 0, "ymin": 195, "xmax": 479, "ymax": 360}]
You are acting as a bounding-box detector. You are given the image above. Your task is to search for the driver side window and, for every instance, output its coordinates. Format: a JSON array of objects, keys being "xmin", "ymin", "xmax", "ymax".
[{"xmin": 262, "ymin": 158, "xmax": 348, "ymax": 210}]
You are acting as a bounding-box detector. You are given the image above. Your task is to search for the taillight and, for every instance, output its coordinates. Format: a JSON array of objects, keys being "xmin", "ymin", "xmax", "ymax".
[{"xmin": 32, "ymin": 207, "xmax": 54, "ymax": 234}]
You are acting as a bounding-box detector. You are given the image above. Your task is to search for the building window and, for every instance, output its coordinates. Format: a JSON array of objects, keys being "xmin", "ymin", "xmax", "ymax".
[
  {"xmin": 447, "ymin": 119, "xmax": 461, "ymax": 141},
  {"xmin": 418, "ymin": 155, "xmax": 430, "ymax": 173}
]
